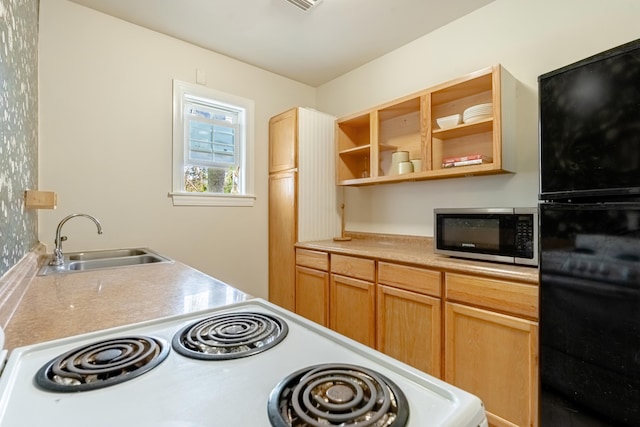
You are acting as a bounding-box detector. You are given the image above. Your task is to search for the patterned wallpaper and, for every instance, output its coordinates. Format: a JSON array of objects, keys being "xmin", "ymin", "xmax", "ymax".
[{"xmin": 0, "ymin": 0, "xmax": 39, "ymax": 278}]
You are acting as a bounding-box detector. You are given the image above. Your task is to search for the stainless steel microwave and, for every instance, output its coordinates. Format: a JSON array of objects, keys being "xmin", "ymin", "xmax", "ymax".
[{"xmin": 434, "ymin": 208, "xmax": 538, "ymax": 266}]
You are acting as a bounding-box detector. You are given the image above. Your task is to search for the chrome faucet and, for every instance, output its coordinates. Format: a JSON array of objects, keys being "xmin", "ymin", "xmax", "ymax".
[{"xmin": 49, "ymin": 213, "xmax": 103, "ymax": 266}]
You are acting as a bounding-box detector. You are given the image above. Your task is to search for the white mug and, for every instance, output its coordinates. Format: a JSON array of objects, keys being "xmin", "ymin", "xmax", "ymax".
[
  {"xmin": 391, "ymin": 151, "xmax": 410, "ymax": 175},
  {"xmin": 398, "ymin": 161, "xmax": 413, "ymax": 175},
  {"xmin": 410, "ymin": 159, "xmax": 422, "ymax": 172},
  {"xmin": 391, "ymin": 151, "xmax": 410, "ymax": 163}
]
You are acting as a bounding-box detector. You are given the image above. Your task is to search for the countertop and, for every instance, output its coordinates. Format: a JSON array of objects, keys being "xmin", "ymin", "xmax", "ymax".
[
  {"xmin": 4, "ymin": 253, "xmax": 251, "ymax": 351},
  {"xmin": 296, "ymin": 233, "xmax": 538, "ymax": 284},
  {"xmin": 4, "ymin": 234, "xmax": 536, "ymax": 351}
]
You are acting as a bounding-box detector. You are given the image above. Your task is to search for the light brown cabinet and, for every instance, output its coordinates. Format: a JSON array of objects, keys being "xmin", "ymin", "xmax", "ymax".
[
  {"xmin": 377, "ymin": 262, "xmax": 442, "ymax": 377},
  {"xmin": 295, "ymin": 249, "xmax": 329, "ymax": 326},
  {"xmin": 336, "ymin": 65, "xmax": 516, "ymax": 186},
  {"xmin": 269, "ymin": 109, "xmax": 298, "ymax": 311},
  {"xmin": 445, "ymin": 273, "xmax": 539, "ymax": 427},
  {"xmin": 293, "ymin": 248, "xmax": 539, "ymax": 427},
  {"xmin": 269, "ymin": 171, "xmax": 296, "ymax": 310},
  {"xmin": 268, "ymin": 108, "xmax": 338, "ymax": 312},
  {"xmin": 330, "ymin": 254, "xmax": 376, "ymax": 347},
  {"xmin": 269, "ymin": 108, "xmax": 297, "ymax": 173}
]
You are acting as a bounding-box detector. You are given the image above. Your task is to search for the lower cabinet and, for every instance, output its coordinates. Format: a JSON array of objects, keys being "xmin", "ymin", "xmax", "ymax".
[
  {"xmin": 293, "ymin": 249, "xmax": 539, "ymax": 427},
  {"xmin": 377, "ymin": 285, "xmax": 441, "ymax": 376},
  {"xmin": 445, "ymin": 273, "xmax": 539, "ymax": 427},
  {"xmin": 329, "ymin": 254, "xmax": 376, "ymax": 347},
  {"xmin": 295, "ymin": 266, "xmax": 329, "ymax": 326},
  {"xmin": 376, "ymin": 262, "xmax": 442, "ymax": 377},
  {"xmin": 295, "ymin": 249, "xmax": 329, "ymax": 327},
  {"xmin": 329, "ymin": 274, "xmax": 376, "ymax": 346}
]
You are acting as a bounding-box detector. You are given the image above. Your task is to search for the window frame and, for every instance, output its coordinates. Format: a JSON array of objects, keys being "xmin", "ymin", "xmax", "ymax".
[
  {"xmin": 170, "ymin": 80, "xmax": 255, "ymax": 207},
  {"xmin": 185, "ymin": 102, "xmax": 238, "ymax": 168}
]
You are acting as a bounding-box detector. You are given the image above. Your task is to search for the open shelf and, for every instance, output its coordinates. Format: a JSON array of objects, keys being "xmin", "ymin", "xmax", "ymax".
[{"xmin": 336, "ymin": 65, "xmax": 516, "ymax": 186}]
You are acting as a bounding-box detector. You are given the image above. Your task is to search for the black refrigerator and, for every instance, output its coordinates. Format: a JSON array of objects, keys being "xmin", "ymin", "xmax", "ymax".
[{"xmin": 538, "ymin": 39, "xmax": 640, "ymax": 426}]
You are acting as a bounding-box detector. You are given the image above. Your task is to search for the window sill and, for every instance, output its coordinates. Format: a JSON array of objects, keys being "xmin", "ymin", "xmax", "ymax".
[{"xmin": 169, "ymin": 192, "xmax": 255, "ymax": 207}]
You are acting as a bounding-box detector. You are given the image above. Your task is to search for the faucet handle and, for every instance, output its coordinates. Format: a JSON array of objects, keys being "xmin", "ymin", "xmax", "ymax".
[{"xmin": 60, "ymin": 236, "xmax": 67, "ymax": 242}]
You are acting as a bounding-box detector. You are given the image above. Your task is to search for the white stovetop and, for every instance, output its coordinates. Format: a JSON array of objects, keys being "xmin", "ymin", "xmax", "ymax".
[{"xmin": 0, "ymin": 299, "xmax": 486, "ymax": 426}]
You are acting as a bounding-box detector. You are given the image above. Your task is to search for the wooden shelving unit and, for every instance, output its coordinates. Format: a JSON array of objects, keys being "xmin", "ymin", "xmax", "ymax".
[{"xmin": 335, "ymin": 65, "xmax": 517, "ymax": 186}]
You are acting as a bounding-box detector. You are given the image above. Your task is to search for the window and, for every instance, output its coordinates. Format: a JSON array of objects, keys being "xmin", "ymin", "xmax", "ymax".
[{"xmin": 170, "ymin": 80, "xmax": 255, "ymax": 206}]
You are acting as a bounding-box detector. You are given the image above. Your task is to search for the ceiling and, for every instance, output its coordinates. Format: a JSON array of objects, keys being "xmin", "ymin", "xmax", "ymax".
[{"xmin": 68, "ymin": 0, "xmax": 494, "ymax": 87}]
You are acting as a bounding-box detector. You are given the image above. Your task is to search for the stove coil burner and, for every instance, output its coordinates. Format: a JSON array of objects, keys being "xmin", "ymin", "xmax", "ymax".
[
  {"xmin": 35, "ymin": 335, "xmax": 169, "ymax": 392},
  {"xmin": 172, "ymin": 311, "xmax": 288, "ymax": 360},
  {"xmin": 268, "ymin": 363, "xmax": 410, "ymax": 427}
]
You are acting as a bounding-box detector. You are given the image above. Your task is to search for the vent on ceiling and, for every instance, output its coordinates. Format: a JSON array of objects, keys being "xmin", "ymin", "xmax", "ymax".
[{"xmin": 285, "ymin": 0, "xmax": 323, "ymax": 12}]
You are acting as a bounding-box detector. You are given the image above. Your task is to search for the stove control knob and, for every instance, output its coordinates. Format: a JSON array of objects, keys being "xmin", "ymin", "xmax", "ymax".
[
  {"xmin": 618, "ymin": 267, "xmax": 635, "ymax": 282},
  {"xmin": 562, "ymin": 259, "xmax": 573, "ymax": 272},
  {"xmin": 597, "ymin": 264, "xmax": 610, "ymax": 276},
  {"xmin": 625, "ymin": 269, "xmax": 638, "ymax": 281}
]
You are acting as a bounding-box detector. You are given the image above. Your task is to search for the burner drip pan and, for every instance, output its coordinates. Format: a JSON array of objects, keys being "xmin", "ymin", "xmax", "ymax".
[
  {"xmin": 35, "ymin": 335, "xmax": 169, "ymax": 392},
  {"xmin": 268, "ymin": 363, "xmax": 410, "ymax": 427},
  {"xmin": 172, "ymin": 312, "xmax": 288, "ymax": 360}
]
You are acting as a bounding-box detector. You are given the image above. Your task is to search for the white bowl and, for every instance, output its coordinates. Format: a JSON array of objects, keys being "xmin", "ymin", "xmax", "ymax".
[{"xmin": 436, "ymin": 114, "xmax": 462, "ymax": 129}]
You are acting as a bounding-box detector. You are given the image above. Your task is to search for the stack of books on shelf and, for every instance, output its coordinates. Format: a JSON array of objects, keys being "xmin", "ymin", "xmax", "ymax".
[{"xmin": 442, "ymin": 154, "xmax": 492, "ymax": 168}]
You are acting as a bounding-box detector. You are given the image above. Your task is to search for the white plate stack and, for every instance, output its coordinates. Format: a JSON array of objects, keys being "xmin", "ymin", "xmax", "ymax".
[{"xmin": 462, "ymin": 103, "xmax": 493, "ymax": 124}]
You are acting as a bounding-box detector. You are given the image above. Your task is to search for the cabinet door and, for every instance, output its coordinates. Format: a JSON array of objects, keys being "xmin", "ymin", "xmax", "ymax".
[
  {"xmin": 377, "ymin": 285, "xmax": 441, "ymax": 377},
  {"xmin": 330, "ymin": 274, "xmax": 375, "ymax": 347},
  {"xmin": 445, "ymin": 302, "xmax": 538, "ymax": 427},
  {"xmin": 269, "ymin": 108, "xmax": 297, "ymax": 173},
  {"xmin": 268, "ymin": 171, "xmax": 296, "ymax": 311},
  {"xmin": 295, "ymin": 266, "xmax": 329, "ymax": 327}
]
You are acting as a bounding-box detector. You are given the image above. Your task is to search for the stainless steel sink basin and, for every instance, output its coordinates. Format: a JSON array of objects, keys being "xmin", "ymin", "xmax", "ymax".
[
  {"xmin": 67, "ymin": 248, "xmax": 149, "ymax": 261},
  {"xmin": 37, "ymin": 248, "xmax": 173, "ymax": 276}
]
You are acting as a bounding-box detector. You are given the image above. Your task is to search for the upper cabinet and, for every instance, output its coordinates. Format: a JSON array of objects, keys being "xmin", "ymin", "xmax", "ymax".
[
  {"xmin": 336, "ymin": 65, "xmax": 517, "ymax": 186},
  {"xmin": 269, "ymin": 108, "xmax": 298, "ymax": 173}
]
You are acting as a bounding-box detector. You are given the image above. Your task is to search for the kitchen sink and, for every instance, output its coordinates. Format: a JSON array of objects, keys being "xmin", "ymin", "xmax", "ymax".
[
  {"xmin": 67, "ymin": 248, "xmax": 149, "ymax": 261},
  {"xmin": 37, "ymin": 248, "xmax": 173, "ymax": 276}
]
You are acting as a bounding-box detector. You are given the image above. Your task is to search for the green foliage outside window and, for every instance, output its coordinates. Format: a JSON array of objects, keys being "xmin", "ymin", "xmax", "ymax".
[{"xmin": 184, "ymin": 166, "xmax": 239, "ymax": 194}]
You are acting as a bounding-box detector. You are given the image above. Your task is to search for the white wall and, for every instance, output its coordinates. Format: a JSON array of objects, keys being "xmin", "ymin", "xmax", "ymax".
[
  {"xmin": 316, "ymin": 0, "xmax": 640, "ymax": 236},
  {"xmin": 38, "ymin": 0, "xmax": 316, "ymax": 298},
  {"xmin": 39, "ymin": 0, "xmax": 640, "ymax": 298}
]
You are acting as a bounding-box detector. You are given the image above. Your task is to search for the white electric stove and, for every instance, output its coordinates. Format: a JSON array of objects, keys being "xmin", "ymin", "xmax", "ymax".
[{"xmin": 0, "ymin": 299, "xmax": 488, "ymax": 426}]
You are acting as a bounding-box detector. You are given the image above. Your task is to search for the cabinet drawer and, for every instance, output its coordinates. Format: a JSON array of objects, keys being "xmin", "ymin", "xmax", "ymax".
[
  {"xmin": 378, "ymin": 262, "xmax": 441, "ymax": 297},
  {"xmin": 445, "ymin": 273, "xmax": 538, "ymax": 320},
  {"xmin": 331, "ymin": 254, "xmax": 375, "ymax": 282},
  {"xmin": 296, "ymin": 249, "xmax": 329, "ymax": 271}
]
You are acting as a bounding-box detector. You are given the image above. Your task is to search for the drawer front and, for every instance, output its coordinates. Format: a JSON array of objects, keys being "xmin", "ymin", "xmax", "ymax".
[
  {"xmin": 445, "ymin": 273, "xmax": 539, "ymax": 320},
  {"xmin": 296, "ymin": 249, "xmax": 329, "ymax": 271},
  {"xmin": 378, "ymin": 262, "xmax": 442, "ymax": 297},
  {"xmin": 331, "ymin": 254, "xmax": 375, "ymax": 282}
]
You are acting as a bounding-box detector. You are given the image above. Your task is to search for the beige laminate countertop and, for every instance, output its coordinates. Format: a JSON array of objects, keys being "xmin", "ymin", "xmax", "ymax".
[
  {"xmin": 296, "ymin": 234, "xmax": 538, "ymax": 284},
  {"xmin": 4, "ymin": 254, "xmax": 251, "ymax": 351}
]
